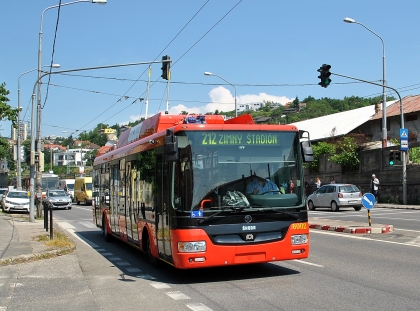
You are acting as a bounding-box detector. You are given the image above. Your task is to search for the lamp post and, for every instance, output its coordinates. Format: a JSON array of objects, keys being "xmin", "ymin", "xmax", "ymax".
[
  {"xmin": 344, "ymin": 17, "xmax": 387, "ymax": 148},
  {"xmin": 18, "ymin": 65, "xmax": 60, "ymax": 191},
  {"xmin": 204, "ymin": 72, "xmax": 237, "ymax": 117},
  {"xmin": 29, "ymin": 60, "xmax": 161, "ymax": 222},
  {"xmin": 33, "ymin": 0, "xmax": 107, "ymax": 220}
]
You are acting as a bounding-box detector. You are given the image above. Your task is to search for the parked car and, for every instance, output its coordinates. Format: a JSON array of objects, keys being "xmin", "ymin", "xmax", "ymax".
[
  {"xmin": 307, "ymin": 183, "xmax": 362, "ymax": 212},
  {"xmin": 42, "ymin": 189, "xmax": 72, "ymax": 210},
  {"xmin": 0, "ymin": 188, "xmax": 8, "ymax": 202},
  {"xmin": 1, "ymin": 190, "xmax": 30, "ymax": 213}
]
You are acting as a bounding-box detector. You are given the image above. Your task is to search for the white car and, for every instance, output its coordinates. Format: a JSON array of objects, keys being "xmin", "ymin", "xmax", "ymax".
[{"xmin": 2, "ymin": 190, "xmax": 30, "ymax": 213}]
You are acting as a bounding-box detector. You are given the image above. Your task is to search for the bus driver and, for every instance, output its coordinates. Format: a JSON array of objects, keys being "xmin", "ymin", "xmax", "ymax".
[{"xmin": 246, "ymin": 165, "xmax": 279, "ymax": 195}]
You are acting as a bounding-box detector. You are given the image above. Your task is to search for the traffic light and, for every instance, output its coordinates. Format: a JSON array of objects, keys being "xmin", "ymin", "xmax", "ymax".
[
  {"xmin": 161, "ymin": 55, "xmax": 171, "ymax": 80},
  {"xmin": 395, "ymin": 151, "xmax": 401, "ymax": 161},
  {"xmin": 39, "ymin": 152, "xmax": 44, "ymax": 172},
  {"xmin": 389, "ymin": 151, "xmax": 395, "ymax": 165},
  {"xmin": 317, "ymin": 64, "xmax": 332, "ymax": 88}
]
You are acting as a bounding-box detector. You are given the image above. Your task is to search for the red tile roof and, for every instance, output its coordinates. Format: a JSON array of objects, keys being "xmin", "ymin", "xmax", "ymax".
[{"xmin": 371, "ymin": 95, "xmax": 420, "ymax": 120}]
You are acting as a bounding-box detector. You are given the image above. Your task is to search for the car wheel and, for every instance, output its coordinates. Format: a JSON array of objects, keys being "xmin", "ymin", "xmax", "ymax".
[
  {"xmin": 76, "ymin": 199, "xmax": 80, "ymax": 205},
  {"xmin": 102, "ymin": 214, "xmax": 112, "ymax": 242},
  {"xmin": 331, "ymin": 201, "xmax": 339, "ymax": 212},
  {"xmin": 354, "ymin": 206, "xmax": 362, "ymax": 211},
  {"xmin": 145, "ymin": 232, "xmax": 160, "ymax": 268},
  {"xmin": 308, "ymin": 201, "xmax": 316, "ymax": 211}
]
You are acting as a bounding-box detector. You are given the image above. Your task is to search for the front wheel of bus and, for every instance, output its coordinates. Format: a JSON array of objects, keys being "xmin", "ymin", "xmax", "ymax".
[
  {"xmin": 145, "ymin": 233, "xmax": 160, "ymax": 268},
  {"xmin": 102, "ymin": 215, "xmax": 112, "ymax": 242}
]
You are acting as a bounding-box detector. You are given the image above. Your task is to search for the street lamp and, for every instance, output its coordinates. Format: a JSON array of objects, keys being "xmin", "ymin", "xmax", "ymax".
[
  {"xmin": 18, "ymin": 64, "xmax": 60, "ymax": 191},
  {"xmin": 29, "ymin": 60, "xmax": 160, "ymax": 222},
  {"xmin": 344, "ymin": 17, "xmax": 387, "ymax": 148},
  {"xmin": 204, "ymin": 72, "xmax": 237, "ymax": 117},
  {"xmin": 33, "ymin": 0, "xmax": 107, "ymax": 221}
]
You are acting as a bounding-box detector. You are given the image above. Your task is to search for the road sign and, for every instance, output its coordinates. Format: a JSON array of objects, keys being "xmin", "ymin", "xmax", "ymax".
[
  {"xmin": 400, "ymin": 128, "xmax": 408, "ymax": 151},
  {"xmin": 362, "ymin": 193, "xmax": 375, "ymax": 209}
]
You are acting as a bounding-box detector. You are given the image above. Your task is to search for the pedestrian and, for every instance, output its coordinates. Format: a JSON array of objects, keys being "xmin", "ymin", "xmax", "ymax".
[
  {"xmin": 370, "ymin": 174, "xmax": 380, "ymax": 202},
  {"xmin": 330, "ymin": 176, "xmax": 335, "ymax": 184},
  {"xmin": 289, "ymin": 179, "xmax": 295, "ymax": 194},
  {"xmin": 315, "ymin": 177, "xmax": 321, "ymax": 189},
  {"xmin": 304, "ymin": 180, "xmax": 310, "ymax": 197}
]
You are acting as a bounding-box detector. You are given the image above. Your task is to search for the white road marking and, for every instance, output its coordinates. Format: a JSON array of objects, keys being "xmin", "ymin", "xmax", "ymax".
[
  {"xmin": 150, "ymin": 282, "xmax": 171, "ymax": 289},
  {"xmin": 115, "ymin": 261, "xmax": 130, "ymax": 266},
  {"xmin": 78, "ymin": 221, "xmax": 97, "ymax": 229},
  {"xmin": 292, "ymin": 259, "xmax": 324, "ymax": 267},
  {"xmin": 311, "ymin": 229, "xmax": 420, "ymax": 247},
  {"xmin": 67, "ymin": 228, "xmax": 91, "ymax": 246},
  {"xmin": 55, "ymin": 221, "xmax": 75, "ymax": 229},
  {"xmin": 187, "ymin": 303, "xmax": 214, "ymax": 311},
  {"xmin": 166, "ymin": 291, "xmax": 191, "ymax": 300}
]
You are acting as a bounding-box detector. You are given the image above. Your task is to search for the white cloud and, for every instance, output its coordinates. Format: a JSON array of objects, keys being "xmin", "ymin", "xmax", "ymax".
[{"xmin": 119, "ymin": 87, "xmax": 295, "ymax": 125}]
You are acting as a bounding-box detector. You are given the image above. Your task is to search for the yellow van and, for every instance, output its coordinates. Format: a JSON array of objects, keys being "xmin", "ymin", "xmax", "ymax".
[{"xmin": 74, "ymin": 177, "xmax": 93, "ymax": 205}]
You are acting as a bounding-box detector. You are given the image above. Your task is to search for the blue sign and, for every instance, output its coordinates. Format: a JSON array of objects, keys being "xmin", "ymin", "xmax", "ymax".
[
  {"xmin": 190, "ymin": 210, "xmax": 204, "ymax": 218},
  {"xmin": 400, "ymin": 128, "xmax": 409, "ymax": 151},
  {"xmin": 362, "ymin": 193, "xmax": 375, "ymax": 209}
]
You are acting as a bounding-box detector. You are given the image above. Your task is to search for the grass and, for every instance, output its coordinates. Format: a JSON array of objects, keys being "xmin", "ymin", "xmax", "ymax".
[{"xmin": 36, "ymin": 230, "xmax": 75, "ymax": 249}]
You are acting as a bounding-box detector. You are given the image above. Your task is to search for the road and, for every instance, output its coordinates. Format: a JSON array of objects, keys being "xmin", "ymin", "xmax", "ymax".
[{"xmin": 5, "ymin": 204, "xmax": 420, "ymax": 310}]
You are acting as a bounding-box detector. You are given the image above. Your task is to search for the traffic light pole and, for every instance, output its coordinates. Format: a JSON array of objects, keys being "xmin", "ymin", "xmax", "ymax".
[{"xmin": 330, "ymin": 71, "xmax": 406, "ymax": 204}]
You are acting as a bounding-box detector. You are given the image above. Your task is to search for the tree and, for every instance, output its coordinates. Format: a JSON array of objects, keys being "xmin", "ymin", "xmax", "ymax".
[
  {"xmin": 0, "ymin": 136, "xmax": 15, "ymax": 171},
  {"xmin": 292, "ymin": 96, "xmax": 300, "ymax": 109},
  {"xmin": 0, "ymin": 82, "xmax": 20, "ymax": 127},
  {"xmin": 329, "ymin": 136, "xmax": 360, "ymax": 171}
]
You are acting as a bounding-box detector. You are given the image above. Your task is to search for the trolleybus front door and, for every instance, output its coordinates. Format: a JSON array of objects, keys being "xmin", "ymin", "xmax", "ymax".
[{"xmin": 156, "ymin": 155, "xmax": 172, "ymax": 262}]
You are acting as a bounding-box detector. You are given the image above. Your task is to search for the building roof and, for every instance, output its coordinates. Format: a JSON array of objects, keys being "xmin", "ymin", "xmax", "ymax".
[
  {"xmin": 370, "ymin": 95, "xmax": 420, "ymax": 120},
  {"xmin": 290, "ymin": 100, "xmax": 397, "ymax": 142}
]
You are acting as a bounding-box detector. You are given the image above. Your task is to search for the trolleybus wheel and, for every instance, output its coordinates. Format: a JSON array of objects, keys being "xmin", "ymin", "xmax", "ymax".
[{"xmin": 145, "ymin": 233, "xmax": 160, "ymax": 268}]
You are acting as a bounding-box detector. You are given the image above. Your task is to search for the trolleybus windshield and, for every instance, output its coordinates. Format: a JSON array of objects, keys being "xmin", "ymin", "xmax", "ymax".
[{"xmin": 176, "ymin": 130, "xmax": 302, "ymax": 212}]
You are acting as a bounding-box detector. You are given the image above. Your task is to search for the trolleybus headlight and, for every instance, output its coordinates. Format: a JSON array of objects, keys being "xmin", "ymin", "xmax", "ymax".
[
  {"xmin": 178, "ymin": 241, "xmax": 206, "ymax": 252},
  {"xmin": 291, "ymin": 234, "xmax": 308, "ymax": 245}
]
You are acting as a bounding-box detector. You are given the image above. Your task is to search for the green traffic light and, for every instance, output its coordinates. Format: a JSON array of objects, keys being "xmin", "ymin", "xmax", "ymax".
[{"xmin": 389, "ymin": 160, "xmax": 394, "ymax": 165}]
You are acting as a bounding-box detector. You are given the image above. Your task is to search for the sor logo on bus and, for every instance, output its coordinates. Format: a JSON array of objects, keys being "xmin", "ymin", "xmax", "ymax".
[{"xmin": 292, "ymin": 223, "xmax": 307, "ymax": 230}]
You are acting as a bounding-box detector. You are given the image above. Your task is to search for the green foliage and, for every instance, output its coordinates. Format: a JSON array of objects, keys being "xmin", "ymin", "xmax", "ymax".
[
  {"xmin": 329, "ymin": 137, "xmax": 360, "ymax": 171},
  {"xmin": 409, "ymin": 147, "xmax": 420, "ymax": 163},
  {"xmin": 306, "ymin": 141, "xmax": 335, "ymax": 172},
  {"xmin": 0, "ymin": 136, "xmax": 15, "ymax": 171},
  {"xmin": 0, "ymin": 82, "xmax": 20, "ymax": 128}
]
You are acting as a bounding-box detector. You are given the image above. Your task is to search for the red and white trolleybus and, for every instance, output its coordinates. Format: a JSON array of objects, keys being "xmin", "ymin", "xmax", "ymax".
[{"xmin": 92, "ymin": 113, "xmax": 314, "ymax": 269}]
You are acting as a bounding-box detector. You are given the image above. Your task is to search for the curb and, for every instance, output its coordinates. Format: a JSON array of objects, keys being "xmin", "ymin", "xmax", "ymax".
[
  {"xmin": 0, "ymin": 245, "xmax": 76, "ymax": 266},
  {"xmin": 309, "ymin": 223, "xmax": 394, "ymax": 234}
]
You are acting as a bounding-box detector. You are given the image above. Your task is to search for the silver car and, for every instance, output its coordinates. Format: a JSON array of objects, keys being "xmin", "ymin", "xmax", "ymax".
[
  {"xmin": 42, "ymin": 189, "xmax": 72, "ymax": 210},
  {"xmin": 307, "ymin": 183, "xmax": 362, "ymax": 212}
]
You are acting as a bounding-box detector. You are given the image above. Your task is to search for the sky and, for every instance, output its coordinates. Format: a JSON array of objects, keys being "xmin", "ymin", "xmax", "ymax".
[{"xmin": 1, "ymin": 0, "xmax": 420, "ymax": 138}]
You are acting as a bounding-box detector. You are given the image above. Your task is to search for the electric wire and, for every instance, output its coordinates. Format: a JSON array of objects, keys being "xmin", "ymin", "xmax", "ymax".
[{"xmin": 42, "ymin": 0, "xmax": 61, "ymax": 109}]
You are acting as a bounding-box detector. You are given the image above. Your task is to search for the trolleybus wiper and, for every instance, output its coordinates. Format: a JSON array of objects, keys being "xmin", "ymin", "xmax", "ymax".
[
  {"xmin": 246, "ymin": 205, "xmax": 302, "ymax": 220},
  {"xmin": 197, "ymin": 205, "xmax": 246, "ymax": 224}
]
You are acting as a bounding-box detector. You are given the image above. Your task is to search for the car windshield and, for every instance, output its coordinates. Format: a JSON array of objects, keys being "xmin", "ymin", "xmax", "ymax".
[
  {"xmin": 49, "ymin": 191, "xmax": 67, "ymax": 197},
  {"xmin": 8, "ymin": 192, "xmax": 29, "ymax": 199},
  {"xmin": 67, "ymin": 184, "xmax": 74, "ymax": 190}
]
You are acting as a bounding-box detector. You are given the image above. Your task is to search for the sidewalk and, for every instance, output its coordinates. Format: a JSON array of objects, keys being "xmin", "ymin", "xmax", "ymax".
[
  {"xmin": 309, "ymin": 203, "xmax": 419, "ymax": 234},
  {"xmin": 0, "ymin": 213, "xmax": 75, "ymax": 266},
  {"xmin": 0, "ymin": 203, "xmax": 418, "ymax": 266}
]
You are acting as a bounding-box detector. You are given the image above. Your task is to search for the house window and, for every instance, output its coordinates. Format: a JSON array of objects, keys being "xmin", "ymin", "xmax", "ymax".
[{"xmin": 406, "ymin": 113, "xmax": 418, "ymax": 122}]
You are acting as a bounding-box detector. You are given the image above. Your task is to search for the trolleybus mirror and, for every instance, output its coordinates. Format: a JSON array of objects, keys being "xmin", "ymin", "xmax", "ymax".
[{"xmin": 164, "ymin": 129, "xmax": 179, "ymax": 162}]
